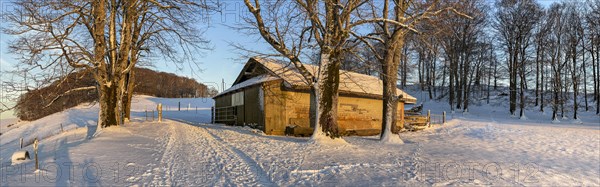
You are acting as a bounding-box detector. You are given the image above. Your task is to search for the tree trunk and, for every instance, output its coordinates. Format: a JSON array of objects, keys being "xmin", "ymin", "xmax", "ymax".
[
  {"xmin": 487, "ymin": 60, "xmax": 491, "ymax": 104},
  {"xmin": 597, "ymin": 45, "xmax": 600, "ymax": 115},
  {"xmin": 401, "ymin": 46, "xmax": 408, "ymax": 89},
  {"xmin": 552, "ymin": 61, "xmax": 560, "ymax": 121},
  {"xmin": 456, "ymin": 58, "xmax": 462, "ymax": 110},
  {"xmin": 572, "ymin": 48, "xmax": 578, "ymax": 119},
  {"xmin": 316, "ymin": 52, "xmax": 341, "ymax": 138},
  {"xmin": 462, "ymin": 58, "xmax": 470, "ymax": 112},
  {"xmin": 92, "ymin": 0, "xmax": 118, "ymax": 128},
  {"xmin": 519, "ymin": 46, "xmax": 527, "ymax": 118},
  {"xmin": 432, "ymin": 50, "xmax": 437, "ymax": 98},
  {"xmin": 99, "ymin": 83, "xmax": 120, "ymax": 128},
  {"xmin": 418, "ymin": 53, "xmax": 423, "ymax": 90},
  {"xmin": 561, "ymin": 60, "xmax": 567, "ymax": 119},
  {"xmin": 519, "ymin": 70, "xmax": 526, "ymax": 118},
  {"xmin": 596, "ymin": 40, "xmax": 600, "ymax": 115},
  {"xmin": 535, "ymin": 42, "xmax": 541, "ymax": 106},
  {"xmin": 592, "ymin": 37, "xmax": 599, "ymax": 115},
  {"xmin": 123, "ymin": 70, "xmax": 135, "ymax": 121},
  {"xmin": 381, "ymin": 42, "xmax": 401, "ymax": 140},
  {"xmin": 493, "ymin": 59, "xmax": 498, "ymax": 90},
  {"xmin": 449, "ymin": 58, "xmax": 455, "ymax": 111},
  {"xmin": 540, "ymin": 48, "xmax": 545, "ymax": 112},
  {"xmin": 510, "ymin": 46, "xmax": 518, "ymax": 116},
  {"xmin": 590, "ymin": 36, "xmax": 600, "ymax": 114},
  {"xmin": 309, "ymin": 87, "xmax": 317, "ymax": 128}
]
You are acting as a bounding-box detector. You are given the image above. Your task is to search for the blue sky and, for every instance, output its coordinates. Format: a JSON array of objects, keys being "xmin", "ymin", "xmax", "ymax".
[
  {"xmin": 0, "ymin": 1, "xmax": 266, "ymax": 93},
  {"xmin": 0, "ymin": 0, "xmax": 561, "ymax": 90},
  {"xmin": 0, "ymin": 0, "xmax": 561, "ymax": 118}
]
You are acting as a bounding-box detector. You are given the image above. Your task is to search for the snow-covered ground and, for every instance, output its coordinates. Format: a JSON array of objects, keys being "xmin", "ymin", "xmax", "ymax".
[{"xmin": 1, "ymin": 94, "xmax": 599, "ymax": 186}]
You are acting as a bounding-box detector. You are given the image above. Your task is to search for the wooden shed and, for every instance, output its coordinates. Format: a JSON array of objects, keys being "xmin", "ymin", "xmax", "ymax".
[{"xmin": 213, "ymin": 57, "xmax": 417, "ymax": 135}]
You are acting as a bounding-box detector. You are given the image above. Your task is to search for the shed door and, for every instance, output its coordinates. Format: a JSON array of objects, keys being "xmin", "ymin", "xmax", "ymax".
[{"xmin": 243, "ymin": 86, "xmax": 262, "ymax": 126}]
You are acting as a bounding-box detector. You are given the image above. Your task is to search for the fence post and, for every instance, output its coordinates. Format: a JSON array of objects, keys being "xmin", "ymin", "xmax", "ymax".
[
  {"xmin": 20, "ymin": 138, "xmax": 23, "ymax": 149},
  {"xmin": 145, "ymin": 110, "xmax": 148, "ymax": 121},
  {"xmin": 60, "ymin": 123, "xmax": 64, "ymax": 132},
  {"xmin": 443, "ymin": 111, "xmax": 446, "ymax": 124},
  {"xmin": 152, "ymin": 110, "xmax": 155, "ymax": 121},
  {"xmin": 178, "ymin": 102, "xmax": 181, "ymax": 111},
  {"xmin": 211, "ymin": 107, "xmax": 214, "ymax": 123},
  {"xmin": 427, "ymin": 110, "xmax": 431, "ymax": 127},
  {"xmin": 157, "ymin": 103, "xmax": 163, "ymax": 122},
  {"xmin": 34, "ymin": 138, "xmax": 39, "ymax": 170}
]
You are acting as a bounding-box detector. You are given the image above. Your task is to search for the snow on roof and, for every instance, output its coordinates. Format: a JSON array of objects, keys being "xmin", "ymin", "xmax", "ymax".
[
  {"xmin": 214, "ymin": 74, "xmax": 281, "ymax": 97},
  {"xmin": 244, "ymin": 57, "xmax": 417, "ymax": 103}
]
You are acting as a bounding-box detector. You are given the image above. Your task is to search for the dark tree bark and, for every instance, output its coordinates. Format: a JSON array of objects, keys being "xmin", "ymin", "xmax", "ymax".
[
  {"xmin": 495, "ymin": 0, "xmax": 542, "ymax": 117},
  {"xmin": 91, "ymin": 0, "xmax": 117, "ymax": 127}
]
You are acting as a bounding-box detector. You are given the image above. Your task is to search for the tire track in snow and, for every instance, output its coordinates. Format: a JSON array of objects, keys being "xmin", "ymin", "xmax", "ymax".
[
  {"xmin": 198, "ymin": 124, "xmax": 310, "ymax": 186},
  {"xmin": 199, "ymin": 126, "xmax": 276, "ymax": 186},
  {"xmin": 151, "ymin": 123, "xmax": 176, "ymax": 186},
  {"xmin": 150, "ymin": 121, "xmax": 272, "ymax": 186}
]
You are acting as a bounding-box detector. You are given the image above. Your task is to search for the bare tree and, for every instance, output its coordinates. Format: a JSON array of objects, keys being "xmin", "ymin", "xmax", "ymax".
[
  {"xmin": 437, "ymin": 0, "xmax": 486, "ymax": 113},
  {"xmin": 533, "ymin": 9, "xmax": 550, "ymax": 112},
  {"xmin": 586, "ymin": 0, "xmax": 600, "ymax": 115},
  {"xmin": 494, "ymin": 0, "xmax": 542, "ymax": 118},
  {"xmin": 564, "ymin": 3, "xmax": 584, "ymax": 120},
  {"xmin": 349, "ymin": 0, "xmax": 472, "ymax": 142},
  {"xmin": 3, "ymin": 0, "xmax": 210, "ymax": 128},
  {"xmin": 243, "ymin": 0, "xmax": 370, "ymax": 139},
  {"xmin": 546, "ymin": 3, "xmax": 569, "ymax": 121}
]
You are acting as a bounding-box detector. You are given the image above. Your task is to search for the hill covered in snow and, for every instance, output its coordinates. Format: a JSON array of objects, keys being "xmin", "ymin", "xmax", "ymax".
[{"xmin": 14, "ymin": 68, "xmax": 217, "ymax": 121}]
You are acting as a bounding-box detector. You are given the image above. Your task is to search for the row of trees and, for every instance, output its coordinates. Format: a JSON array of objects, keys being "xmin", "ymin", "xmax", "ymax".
[
  {"xmin": 346, "ymin": 0, "xmax": 600, "ymax": 122},
  {"xmin": 243, "ymin": 0, "xmax": 599, "ymax": 140},
  {"xmin": 2, "ymin": 0, "xmax": 210, "ymax": 127},
  {"xmin": 462, "ymin": 0, "xmax": 598, "ymax": 121}
]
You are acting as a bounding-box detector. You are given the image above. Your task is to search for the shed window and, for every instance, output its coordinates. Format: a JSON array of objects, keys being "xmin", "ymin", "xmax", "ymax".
[{"xmin": 232, "ymin": 91, "xmax": 244, "ymax": 106}]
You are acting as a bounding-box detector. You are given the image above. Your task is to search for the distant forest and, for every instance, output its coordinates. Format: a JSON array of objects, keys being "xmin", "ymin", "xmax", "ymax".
[{"xmin": 15, "ymin": 68, "xmax": 217, "ymax": 121}]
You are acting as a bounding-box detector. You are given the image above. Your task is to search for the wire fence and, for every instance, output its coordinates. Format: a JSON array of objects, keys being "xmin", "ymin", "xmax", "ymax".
[{"xmin": 429, "ymin": 114, "xmax": 445, "ymax": 125}]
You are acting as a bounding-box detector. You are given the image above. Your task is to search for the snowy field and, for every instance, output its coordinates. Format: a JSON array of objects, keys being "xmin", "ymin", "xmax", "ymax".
[{"xmin": 1, "ymin": 95, "xmax": 599, "ymax": 186}]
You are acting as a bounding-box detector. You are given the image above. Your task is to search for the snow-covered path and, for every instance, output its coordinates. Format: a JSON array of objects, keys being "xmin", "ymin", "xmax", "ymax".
[{"xmin": 149, "ymin": 121, "xmax": 274, "ymax": 186}]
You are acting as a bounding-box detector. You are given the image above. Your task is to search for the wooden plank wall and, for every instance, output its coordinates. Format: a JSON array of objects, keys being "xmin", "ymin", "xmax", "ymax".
[
  {"xmin": 262, "ymin": 84, "xmax": 406, "ymax": 135},
  {"xmin": 262, "ymin": 80, "xmax": 287, "ymax": 135}
]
